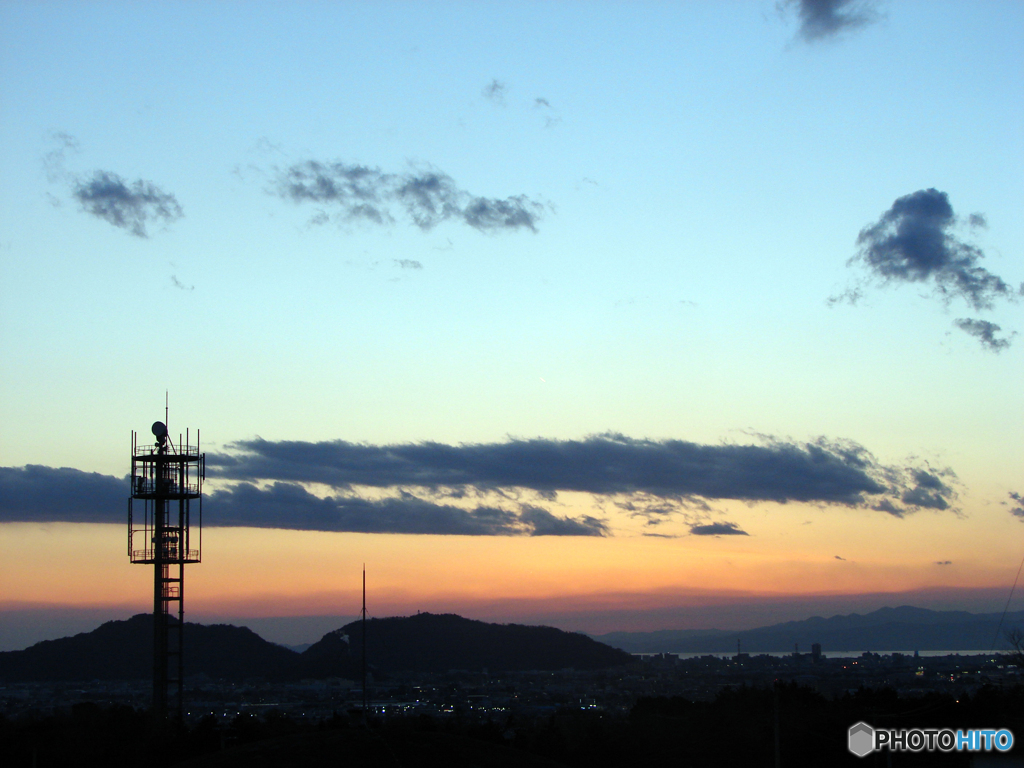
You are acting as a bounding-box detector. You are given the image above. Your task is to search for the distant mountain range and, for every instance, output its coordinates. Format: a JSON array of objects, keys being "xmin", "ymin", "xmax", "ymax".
[
  {"xmin": 0, "ymin": 612, "xmax": 631, "ymax": 683},
  {"xmin": 592, "ymin": 606, "xmax": 1024, "ymax": 654}
]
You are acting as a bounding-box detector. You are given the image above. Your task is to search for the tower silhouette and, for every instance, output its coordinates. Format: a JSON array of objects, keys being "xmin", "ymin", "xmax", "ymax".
[{"xmin": 128, "ymin": 416, "xmax": 204, "ymax": 721}]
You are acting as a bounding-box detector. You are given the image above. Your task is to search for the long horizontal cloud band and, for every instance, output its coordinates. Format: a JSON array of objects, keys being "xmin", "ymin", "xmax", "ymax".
[
  {"xmin": 207, "ymin": 434, "xmax": 953, "ymax": 511},
  {"xmin": 0, "ymin": 434, "xmax": 956, "ymax": 534},
  {"xmin": 0, "ymin": 467, "xmax": 605, "ymax": 536}
]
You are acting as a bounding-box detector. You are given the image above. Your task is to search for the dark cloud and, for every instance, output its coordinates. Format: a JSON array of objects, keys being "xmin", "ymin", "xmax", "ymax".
[
  {"xmin": 850, "ymin": 189, "xmax": 1012, "ymax": 311},
  {"xmin": 207, "ymin": 433, "xmax": 958, "ymax": 516},
  {"xmin": 0, "ymin": 467, "xmax": 604, "ymax": 536},
  {"xmin": 1010, "ymin": 492, "xmax": 1024, "ymax": 521},
  {"xmin": 0, "ymin": 466, "xmax": 128, "ymax": 524},
  {"xmin": 870, "ymin": 498, "xmax": 902, "ymax": 515},
  {"xmin": 787, "ymin": 0, "xmax": 880, "ymax": 42},
  {"xmin": 71, "ymin": 170, "xmax": 183, "ymax": 237},
  {"xmin": 394, "ymin": 259, "xmax": 423, "ymax": 270},
  {"xmin": 275, "ymin": 161, "xmax": 392, "ymax": 224},
  {"xmin": 690, "ymin": 522, "xmax": 748, "ymax": 536},
  {"xmin": 899, "ymin": 469, "xmax": 954, "ymax": 511},
  {"xmin": 954, "ymin": 319, "xmax": 1013, "ymax": 353},
  {"xmin": 273, "ymin": 160, "xmax": 542, "ymax": 233},
  {"xmin": 395, "ymin": 172, "xmax": 464, "ymax": 229},
  {"xmin": 482, "ymin": 79, "xmax": 507, "ymax": 104},
  {"xmin": 207, "ymin": 482, "xmax": 529, "ymax": 535},
  {"xmin": 171, "ymin": 275, "xmax": 194, "ymax": 291},
  {"xmin": 518, "ymin": 506, "xmax": 607, "ymax": 537},
  {"xmin": 835, "ymin": 555, "xmax": 846, "ymax": 560},
  {"xmin": 463, "ymin": 196, "xmax": 542, "ymax": 232},
  {"xmin": 3, "ymin": 434, "xmax": 960, "ymax": 534}
]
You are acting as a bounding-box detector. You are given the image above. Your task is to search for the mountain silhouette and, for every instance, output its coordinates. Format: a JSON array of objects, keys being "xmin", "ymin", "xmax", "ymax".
[
  {"xmin": 297, "ymin": 612, "xmax": 632, "ymax": 677},
  {"xmin": 0, "ymin": 614, "xmax": 298, "ymax": 682},
  {"xmin": 593, "ymin": 606, "xmax": 1024, "ymax": 653},
  {"xmin": 0, "ymin": 612, "xmax": 631, "ymax": 682}
]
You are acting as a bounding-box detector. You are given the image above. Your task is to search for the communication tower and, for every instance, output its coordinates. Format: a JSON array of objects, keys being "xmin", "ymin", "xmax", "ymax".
[{"xmin": 129, "ymin": 417, "xmax": 204, "ymax": 721}]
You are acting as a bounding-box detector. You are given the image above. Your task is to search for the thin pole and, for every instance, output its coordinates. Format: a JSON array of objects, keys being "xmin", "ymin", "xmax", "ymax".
[
  {"xmin": 361, "ymin": 565, "xmax": 367, "ymax": 720},
  {"xmin": 774, "ymin": 684, "xmax": 781, "ymax": 768}
]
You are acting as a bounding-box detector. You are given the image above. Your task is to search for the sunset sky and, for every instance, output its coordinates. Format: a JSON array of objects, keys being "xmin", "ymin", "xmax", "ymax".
[{"xmin": 2, "ymin": 1, "xmax": 1023, "ymax": 652}]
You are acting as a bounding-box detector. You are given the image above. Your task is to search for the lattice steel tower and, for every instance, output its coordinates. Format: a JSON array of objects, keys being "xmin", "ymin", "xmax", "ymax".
[{"xmin": 129, "ymin": 418, "xmax": 204, "ymax": 721}]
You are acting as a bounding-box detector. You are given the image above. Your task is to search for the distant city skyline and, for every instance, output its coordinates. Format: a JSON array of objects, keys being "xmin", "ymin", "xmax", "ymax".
[{"xmin": 2, "ymin": 1, "xmax": 1022, "ymax": 651}]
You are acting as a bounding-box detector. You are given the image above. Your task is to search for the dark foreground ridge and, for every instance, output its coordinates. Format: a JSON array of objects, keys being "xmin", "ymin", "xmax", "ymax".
[
  {"xmin": 3, "ymin": 684, "xmax": 1022, "ymax": 767},
  {"xmin": 0, "ymin": 612, "xmax": 631, "ymax": 682}
]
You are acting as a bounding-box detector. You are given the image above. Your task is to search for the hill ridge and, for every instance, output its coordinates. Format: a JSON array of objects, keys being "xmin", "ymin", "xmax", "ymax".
[{"xmin": 0, "ymin": 611, "xmax": 631, "ymax": 682}]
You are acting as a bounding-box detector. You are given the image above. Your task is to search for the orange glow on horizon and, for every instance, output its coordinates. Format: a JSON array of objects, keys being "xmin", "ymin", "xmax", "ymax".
[{"xmin": 2, "ymin": 506, "xmax": 1018, "ymax": 632}]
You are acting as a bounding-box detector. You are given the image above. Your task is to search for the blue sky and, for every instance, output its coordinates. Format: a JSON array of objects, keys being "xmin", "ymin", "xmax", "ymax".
[{"xmin": 2, "ymin": 1, "xmax": 1023, "ymax": 649}]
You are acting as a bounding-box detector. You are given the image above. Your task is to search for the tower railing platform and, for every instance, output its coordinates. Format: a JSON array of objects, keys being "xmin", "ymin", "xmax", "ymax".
[
  {"xmin": 131, "ymin": 548, "xmax": 201, "ymax": 564},
  {"xmin": 131, "ymin": 478, "xmax": 200, "ymax": 498},
  {"xmin": 133, "ymin": 443, "xmax": 201, "ymax": 458}
]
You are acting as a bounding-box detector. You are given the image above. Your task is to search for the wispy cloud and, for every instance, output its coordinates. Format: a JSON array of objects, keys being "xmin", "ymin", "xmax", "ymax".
[
  {"xmin": 935, "ymin": 560, "xmax": 952, "ymax": 566},
  {"xmin": 533, "ymin": 96, "xmax": 561, "ymax": 129},
  {"xmin": 954, "ymin": 318, "xmax": 1013, "ymax": 352},
  {"xmin": 71, "ymin": 171, "xmax": 183, "ymax": 238},
  {"xmin": 273, "ymin": 160, "xmax": 543, "ymax": 233},
  {"xmin": 786, "ymin": 0, "xmax": 881, "ymax": 42},
  {"xmin": 482, "ymin": 78, "xmax": 507, "ymax": 105},
  {"xmin": 44, "ymin": 133, "xmax": 183, "ymax": 238},
  {"xmin": 207, "ymin": 433, "xmax": 959, "ymax": 517},
  {"xmin": 43, "ymin": 132, "xmax": 80, "ymax": 183}
]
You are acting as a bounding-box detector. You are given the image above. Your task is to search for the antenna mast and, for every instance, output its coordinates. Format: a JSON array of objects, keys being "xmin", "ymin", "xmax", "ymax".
[{"xmin": 362, "ymin": 564, "xmax": 367, "ymax": 719}]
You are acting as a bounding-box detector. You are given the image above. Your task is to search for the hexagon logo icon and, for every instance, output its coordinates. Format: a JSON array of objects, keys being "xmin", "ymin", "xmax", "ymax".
[{"xmin": 848, "ymin": 722, "xmax": 875, "ymax": 757}]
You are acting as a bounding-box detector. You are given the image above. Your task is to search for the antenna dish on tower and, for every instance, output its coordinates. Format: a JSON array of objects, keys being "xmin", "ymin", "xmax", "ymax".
[{"xmin": 152, "ymin": 421, "xmax": 168, "ymax": 439}]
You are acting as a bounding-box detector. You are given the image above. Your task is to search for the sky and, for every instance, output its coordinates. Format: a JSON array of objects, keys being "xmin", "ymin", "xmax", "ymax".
[{"xmin": 1, "ymin": 0, "xmax": 1023, "ymax": 652}]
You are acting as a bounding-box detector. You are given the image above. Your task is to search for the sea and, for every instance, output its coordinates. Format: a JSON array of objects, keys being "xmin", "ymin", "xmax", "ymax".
[{"xmin": 638, "ymin": 650, "xmax": 1003, "ymax": 660}]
